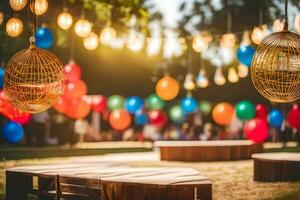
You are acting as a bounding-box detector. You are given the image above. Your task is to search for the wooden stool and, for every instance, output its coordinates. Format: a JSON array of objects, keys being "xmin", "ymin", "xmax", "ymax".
[{"xmin": 252, "ymin": 153, "xmax": 300, "ymax": 182}]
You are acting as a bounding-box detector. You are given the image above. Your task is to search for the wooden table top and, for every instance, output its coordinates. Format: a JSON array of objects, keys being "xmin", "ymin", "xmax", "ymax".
[
  {"xmin": 155, "ymin": 140, "xmax": 255, "ymax": 147},
  {"xmin": 252, "ymin": 152, "xmax": 300, "ymax": 162}
]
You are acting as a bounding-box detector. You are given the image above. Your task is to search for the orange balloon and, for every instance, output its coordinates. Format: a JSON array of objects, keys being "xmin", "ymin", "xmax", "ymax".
[
  {"xmin": 156, "ymin": 76, "xmax": 180, "ymax": 100},
  {"xmin": 212, "ymin": 102, "xmax": 234, "ymax": 125},
  {"xmin": 65, "ymin": 80, "xmax": 87, "ymax": 99},
  {"xmin": 109, "ymin": 109, "xmax": 132, "ymax": 131},
  {"xmin": 65, "ymin": 97, "xmax": 91, "ymax": 119}
]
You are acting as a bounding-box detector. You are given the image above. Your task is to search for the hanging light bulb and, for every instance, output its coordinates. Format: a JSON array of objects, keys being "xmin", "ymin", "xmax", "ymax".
[
  {"xmin": 100, "ymin": 25, "xmax": 117, "ymax": 45},
  {"xmin": 9, "ymin": 0, "xmax": 28, "ymax": 11},
  {"xmin": 57, "ymin": 9, "xmax": 73, "ymax": 30},
  {"xmin": 272, "ymin": 19, "xmax": 284, "ymax": 32},
  {"xmin": 241, "ymin": 31, "xmax": 251, "ymax": 46},
  {"xmin": 228, "ymin": 67, "xmax": 239, "ymax": 83},
  {"xmin": 6, "ymin": 17, "xmax": 23, "ymax": 37},
  {"xmin": 179, "ymin": 37, "xmax": 188, "ymax": 51},
  {"xmin": 30, "ymin": 0, "xmax": 48, "ymax": 16},
  {"xmin": 0, "ymin": 12, "xmax": 3, "ymax": 26},
  {"xmin": 220, "ymin": 33, "xmax": 236, "ymax": 48},
  {"xmin": 214, "ymin": 68, "xmax": 226, "ymax": 86},
  {"xmin": 294, "ymin": 13, "xmax": 300, "ymax": 34},
  {"xmin": 237, "ymin": 63, "xmax": 249, "ymax": 78},
  {"xmin": 192, "ymin": 33, "xmax": 212, "ymax": 53},
  {"xmin": 183, "ymin": 73, "xmax": 196, "ymax": 91},
  {"xmin": 251, "ymin": 25, "xmax": 269, "ymax": 45},
  {"xmin": 83, "ymin": 32, "xmax": 99, "ymax": 51},
  {"xmin": 126, "ymin": 30, "xmax": 145, "ymax": 52},
  {"xmin": 146, "ymin": 37, "xmax": 162, "ymax": 56},
  {"xmin": 196, "ymin": 69, "xmax": 209, "ymax": 88},
  {"xmin": 74, "ymin": 18, "xmax": 92, "ymax": 38}
]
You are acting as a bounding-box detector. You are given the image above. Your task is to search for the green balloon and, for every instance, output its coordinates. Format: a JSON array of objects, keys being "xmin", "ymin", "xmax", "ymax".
[
  {"xmin": 146, "ymin": 94, "xmax": 165, "ymax": 110},
  {"xmin": 199, "ymin": 101, "xmax": 212, "ymax": 115},
  {"xmin": 169, "ymin": 105, "xmax": 185, "ymax": 124},
  {"xmin": 108, "ymin": 95, "xmax": 125, "ymax": 111},
  {"xmin": 235, "ymin": 100, "xmax": 255, "ymax": 121}
]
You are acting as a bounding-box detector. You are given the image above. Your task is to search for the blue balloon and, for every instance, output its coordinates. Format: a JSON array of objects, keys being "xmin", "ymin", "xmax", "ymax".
[
  {"xmin": 268, "ymin": 109, "xmax": 284, "ymax": 128},
  {"xmin": 134, "ymin": 110, "xmax": 149, "ymax": 125},
  {"xmin": 0, "ymin": 67, "xmax": 4, "ymax": 89},
  {"xmin": 2, "ymin": 121, "xmax": 24, "ymax": 143},
  {"xmin": 125, "ymin": 96, "xmax": 144, "ymax": 113},
  {"xmin": 35, "ymin": 27, "xmax": 54, "ymax": 49},
  {"xmin": 237, "ymin": 45, "xmax": 255, "ymax": 67},
  {"xmin": 180, "ymin": 97, "xmax": 198, "ymax": 113}
]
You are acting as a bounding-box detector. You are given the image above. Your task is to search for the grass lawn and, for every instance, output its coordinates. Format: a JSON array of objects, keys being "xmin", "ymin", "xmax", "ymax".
[{"xmin": 0, "ymin": 143, "xmax": 299, "ymax": 200}]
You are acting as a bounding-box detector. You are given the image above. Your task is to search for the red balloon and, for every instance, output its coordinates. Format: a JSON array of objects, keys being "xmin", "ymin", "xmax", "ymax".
[
  {"xmin": 53, "ymin": 96, "xmax": 67, "ymax": 113},
  {"xmin": 64, "ymin": 61, "xmax": 82, "ymax": 82},
  {"xmin": 148, "ymin": 110, "xmax": 167, "ymax": 127},
  {"xmin": 92, "ymin": 95, "xmax": 107, "ymax": 113},
  {"xmin": 287, "ymin": 105, "xmax": 300, "ymax": 129},
  {"xmin": 12, "ymin": 114, "xmax": 31, "ymax": 125},
  {"xmin": 256, "ymin": 104, "xmax": 267, "ymax": 121},
  {"xmin": 244, "ymin": 118, "xmax": 269, "ymax": 143},
  {"xmin": 65, "ymin": 97, "xmax": 91, "ymax": 119},
  {"xmin": 109, "ymin": 109, "xmax": 131, "ymax": 131},
  {"xmin": 64, "ymin": 80, "xmax": 87, "ymax": 99}
]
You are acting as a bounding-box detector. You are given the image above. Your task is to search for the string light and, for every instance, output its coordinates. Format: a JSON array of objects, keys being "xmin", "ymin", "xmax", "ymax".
[
  {"xmin": 83, "ymin": 32, "xmax": 99, "ymax": 51},
  {"xmin": 74, "ymin": 18, "xmax": 92, "ymax": 38},
  {"xmin": 31, "ymin": 0, "xmax": 48, "ymax": 16},
  {"xmin": 220, "ymin": 33, "xmax": 236, "ymax": 48},
  {"xmin": 196, "ymin": 69, "xmax": 209, "ymax": 88},
  {"xmin": 9, "ymin": 0, "xmax": 28, "ymax": 11},
  {"xmin": 192, "ymin": 33, "xmax": 212, "ymax": 53},
  {"xmin": 237, "ymin": 63, "xmax": 249, "ymax": 78},
  {"xmin": 251, "ymin": 25, "xmax": 269, "ymax": 45},
  {"xmin": 126, "ymin": 30, "xmax": 145, "ymax": 52},
  {"xmin": 272, "ymin": 19, "xmax": 284, "ymax": 32},
  {"xmin": 57, "ymin": 9, "xmax": 73, "ymax": 30},
  {"xmin": 294, "ymin": 13, "xmax": 300, "ymax": 34},
  {"xmin": 146, "ymin": 37, "xmax": 161, "ymax": 56},
  {"xmin": 6, "ymin": 17, "xmax": 23, "ymax": 37},
  {"xmin": 100, "ymin": 26, "xmax": 117, "ymax": 45},
  {"xmin": 214, "ymin": 68, "xmax": 226, "ymax": 86},
  {"xmin": 228, "ymin": 67, "xmax": 239, "ymax": 83},
  {"xmin": 183, "ymin": 73, "xmax": 196, "ymax": 91}
]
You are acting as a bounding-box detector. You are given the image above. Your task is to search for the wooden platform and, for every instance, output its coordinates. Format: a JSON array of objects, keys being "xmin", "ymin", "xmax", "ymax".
[
  {"xmin": 6, "ymin": 161, "xmax": 212, "ymax": 200},
  {"xmin": 155, "ymin": 140, "xmax": 263, "ymax": 162},
  {"xmin": 252, "ymin": 152, "xmax": 300, "ymax": 182}
]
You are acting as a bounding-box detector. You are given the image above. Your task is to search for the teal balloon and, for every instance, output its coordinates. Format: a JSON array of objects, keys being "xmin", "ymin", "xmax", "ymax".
[
  {"xmin": 108, "ymin": 95, "xmax": 125, "ymax": 111},
  {"xmin": 146, "ymin": 94, "xmax": 165, "ymax": 110},
  {"xmin": 125, "ymin": 96, "xmax": 143, "ymax": 113},
  {"xmin": 134, "ymin": 110, "xmax": 149, "ymax": 125},
  {"xmin": 268, "ymin": 109, "xmax": 284, "ymax": 128},
  {"xmin": 181, "ymin": 97, "xmax": 198, "ymax": 113},
  {"xmin": 235, "ymin": 100, "xmax": 256, "ymax": 121},
  {"xmin": 169, "ymin": 105, "xmax": 185, "ymax": 124},
  {"xmin": 237, "ymin": 45, "xmax": 255, "ymax": 67},
  {"xmin": 2, "ymin": 121, "xmax": 24, "ymax": 143},
  {"xmin": 35, "ymin": 27, "xmax": 54, "ymax": 49},
  {"xmin": 199, "ymin": 101, "xmax": 212, "ymax": 115}
]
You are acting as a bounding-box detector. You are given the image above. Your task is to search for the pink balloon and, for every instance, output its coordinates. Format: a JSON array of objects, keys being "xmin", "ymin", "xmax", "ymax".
[
  {"xmin": 244, "ymin": 118, "xmax": 269, "ymax": 143},
  {"xmin": 256, "ymin": 104, "xmax": 267, "ymax": 121},
  {"xmin": 64, "ymin": 80, "xmax": 87, "ymax": 99},
  {"xmin": 148, "ymin": 110, "xmax": 167, "ymax": 127},
  {"xmin": 287, "ymin": 105, "xmax": 300, "ymax": 129},
  {"xmin": 64, "ymin": 61, "xmax": 82, "ymax": 82}
]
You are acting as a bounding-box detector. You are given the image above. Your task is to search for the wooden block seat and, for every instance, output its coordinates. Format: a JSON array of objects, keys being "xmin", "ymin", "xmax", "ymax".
[
  {"xmin": 252, "ymin": 152, "xmax": 300, "ymax": 182},
  {"xmin": 6, "ymin": 161, "xmax": 212, "ymax": 200},
  {"xmin": 155, "ymin": 140, "xmax": 263, "ymax": 162}
]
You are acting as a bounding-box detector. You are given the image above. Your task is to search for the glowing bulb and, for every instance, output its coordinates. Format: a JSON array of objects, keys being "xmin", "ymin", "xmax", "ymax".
[
  {"xmin": 228, "ymin": 67, "xmax": 239, "ymax": 83},
  {"xmin": 31, "ymin": 0, "xmax": 48, "ymax": 15},
  {"xmin": 179, "ymin": 37, "xmax": 188, "ymax": 51},
  {"xmin": 127, "ymin": 30, "xmax": 144, "ymax": 52},
  {"xmin": 241, "ymin": 31, "xmax": 251, "ymax": 46},
  {"xmin": 237, "ymin": 63, "xmax": 249, "ymax": 78},
  {"xmin": 214, "ymin": 68, "xmax": 226, "ymax": 86},
  {"xmin": 294, "ymin": 13, "xmax": 300, "ymax": 34},
  {"xmin": 57, "ymin": 10, "xmax": 73, "ymax": 30},
  {"xmin": 183, "ymin": 73, "xmax": 196, "ymax": 91},
  {"xmin": 74, "ymin": 18, "xmax": 92, "ymax": 38},
  {"xmin": 9, "ymin": 0, "xmax": 27, "ymax": 11},
  {"xmin": 251, "ymin": 25, "xmax": 269, "ymax": 45},
  {"xmin": 6, "ymin": 17, "xmax": 23, "ymax": 37},
  {"xmin": 100, "ymin": 26, "xmax": 117, "ymax": 45},
  {"xmin": 0, "ymin": 12, "xmax": 3, "ymax": 26},
  {"xmin": 220, "ymin": 33, "xmax": 236, "ymax": 48},
  {"xmin": 196, "ymin": 69, "xmax": 209, "ymax": 88},
  {"xmin": 192, "ymin": 33, "xmax": 212, "ymax": 53},
  {"xmin": 83, "ymin": 32, "xmax": 99, "ymax": 50},
  {"xmin": 272, "ymin": 19, "xmax": 284, "ymax": 32},
  {"xmin": 146, "ymin": 37, "xmax": 162, "ymax": 56}
]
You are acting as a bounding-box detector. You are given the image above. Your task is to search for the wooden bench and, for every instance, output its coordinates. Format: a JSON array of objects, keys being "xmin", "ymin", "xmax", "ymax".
[
  {"xmin": 155, "ymin": 140, "xmax": 263, "ymax": 162},
  {"xmin": 6, "ymin": 162, "xmax": 212, "ymax": 200},
  {"xmin": 252, "ymin": 152, "xmax": 300, "ymax": 182}
]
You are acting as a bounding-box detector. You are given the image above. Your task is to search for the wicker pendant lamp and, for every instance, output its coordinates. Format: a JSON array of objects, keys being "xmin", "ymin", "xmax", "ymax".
[
  {"xmin": 251, "ymin": 0, "xmax": 300, "ymax": 103},
  {"xmin": 4, "ymin": 0, "xmax": 66, "ymax": 113}
]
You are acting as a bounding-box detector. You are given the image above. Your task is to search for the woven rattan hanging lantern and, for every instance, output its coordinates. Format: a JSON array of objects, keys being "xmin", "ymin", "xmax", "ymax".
[
  {"xmin": 4, "ymin": 37, "xmax": 66, "ymax": 113},
  {"xmin": 251, "ymin": 0, "xmax": 300, "ymax": 103}
]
